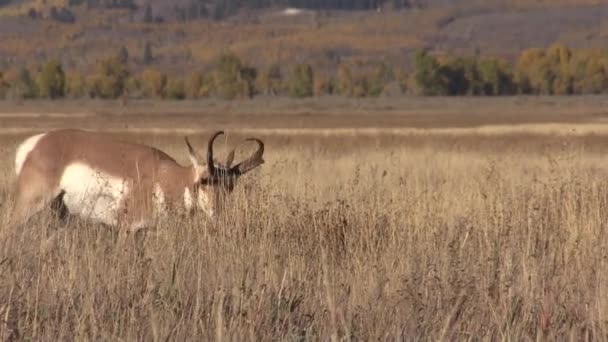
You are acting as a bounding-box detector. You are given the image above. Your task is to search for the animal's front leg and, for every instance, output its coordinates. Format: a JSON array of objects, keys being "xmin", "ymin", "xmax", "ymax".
[{"xmin": 115, "ymin": 191, "xmax": 150, "ymax": 250}]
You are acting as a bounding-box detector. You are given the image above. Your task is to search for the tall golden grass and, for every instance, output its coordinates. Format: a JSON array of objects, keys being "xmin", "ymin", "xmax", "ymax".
[{"xmin": 1, "ymin": 130, "xmax": 608, "ymax": 340}]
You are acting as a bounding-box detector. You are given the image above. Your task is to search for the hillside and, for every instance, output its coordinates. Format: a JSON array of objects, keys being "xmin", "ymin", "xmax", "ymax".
[{"xmin": 0, "ymin": 0, "xmax": 606, "ymax": 75}]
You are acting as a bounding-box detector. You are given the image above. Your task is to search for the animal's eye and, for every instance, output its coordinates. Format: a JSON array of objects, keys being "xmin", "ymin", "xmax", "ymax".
[{"xmin": 201, "ymin": 177, "xmax": 220, "ymax": 186}]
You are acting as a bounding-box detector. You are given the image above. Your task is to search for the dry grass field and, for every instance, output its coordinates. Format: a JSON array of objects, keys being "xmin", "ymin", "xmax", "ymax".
[{"xmin": 2, "ymin": 97, "xmax": 608, "ymax": 340}]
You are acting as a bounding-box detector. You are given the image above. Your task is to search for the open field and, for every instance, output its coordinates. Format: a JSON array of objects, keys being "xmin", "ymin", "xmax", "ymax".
[
  {"xmin": 2, "ymin": 95, "xmax": 608, "ymax": 130},
  {"xmin": 2, "ymin": 97, "xmax": 608, "ymax": 339}
]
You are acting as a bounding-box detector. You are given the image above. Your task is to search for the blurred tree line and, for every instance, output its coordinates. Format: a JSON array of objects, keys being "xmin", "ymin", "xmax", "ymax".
[
  {"xmin": 412, "ymin": 44, "xmax": 608, "ymax": 96},
  {"xmin": 1, "ymin": 44, "xmax": 607, "ymax": 101}
]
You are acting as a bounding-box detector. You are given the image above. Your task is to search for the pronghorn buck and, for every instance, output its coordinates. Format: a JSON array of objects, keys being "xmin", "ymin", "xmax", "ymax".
[{"xmin": 10, "ymin": 129, "xmax": 264, "ymax": 229}]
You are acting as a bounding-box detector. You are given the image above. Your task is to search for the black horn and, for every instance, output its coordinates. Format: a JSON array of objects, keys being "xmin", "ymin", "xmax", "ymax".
[
  {"xmin": 232, "ymin": 138, "xmax": 264, "ymax": 175},
  {"xmin": 207, "ymin": 131, "xmax": 224, "ymax": 176}
]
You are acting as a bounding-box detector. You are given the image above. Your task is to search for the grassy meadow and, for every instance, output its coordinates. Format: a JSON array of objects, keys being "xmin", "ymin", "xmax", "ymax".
[{"xmin": 1, "ymin": 97, "xmax": 608, "ymax": 340}]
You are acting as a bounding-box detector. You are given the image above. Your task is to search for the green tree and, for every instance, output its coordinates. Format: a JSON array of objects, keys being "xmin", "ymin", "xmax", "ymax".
[
  {"xmin": 213, "ymin": 52, "xmax": 242, "ymax": 99},
  {"xmin": 36, "ymin": 60, "xmax": 66, "ymax": 99},
  {"xmin": 212, "ymin": 52, "xmax": 256, "ymax": 99},
  {"xmin": 413, "ymin": 50, "xmax": 448, "ymax": 96},
  {"xmin": 477, "ymin": 58, "xmax": 515, "ymax": 95},
  {"xmin": 288, "ymin": 63, "xmax": 314, "ymax": 98},
  {"xmin": 442, "ymin": 56, "xmax": 485, "ymax": 95}
]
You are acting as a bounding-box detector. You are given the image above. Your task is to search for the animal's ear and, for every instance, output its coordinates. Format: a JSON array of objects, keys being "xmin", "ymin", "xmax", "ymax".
[
  {"xmin": 185, "ymin": 137, "xmax": 203, "ymax": 176},
  {"xmin": 225, "ymin": 149, "xmax": 235, "ymax": 168},
  {"xmin": 200, "ymin": 176, "xmax": 220, "ymax": 186}
]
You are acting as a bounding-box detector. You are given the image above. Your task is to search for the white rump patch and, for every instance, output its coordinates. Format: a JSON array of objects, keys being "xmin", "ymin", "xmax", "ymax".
[
  {"xmin": 15, "ymin": 133, "xmax": 46, "ymax": 176},
  {"xmin": 185, "ymin": 187, "xmax": 213, "ymax": 217},
  {"xmin": 60, "ymin": 163, "xmax": 129, "ymax": 226}
]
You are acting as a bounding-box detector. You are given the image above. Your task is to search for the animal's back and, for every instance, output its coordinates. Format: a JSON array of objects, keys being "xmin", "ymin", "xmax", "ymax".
[
  {"xmin": 17, "ymin": 129, "xmax": 178, "ymax": 180},
  {"xmin": 45, "ymin": 129, "xmax": 177, "ymax": 163}
]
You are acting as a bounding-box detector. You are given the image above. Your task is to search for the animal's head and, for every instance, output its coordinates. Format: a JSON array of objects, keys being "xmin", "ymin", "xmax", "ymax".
[{"xmin": 185, "ymin": 131, "xmax": 264, "ymax": 217}]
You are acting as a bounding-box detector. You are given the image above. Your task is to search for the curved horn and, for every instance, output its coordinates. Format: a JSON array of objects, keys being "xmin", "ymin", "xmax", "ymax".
[
  {"xmin": 232, "ymin": 138, "xmax": 264, "ymax": 175},
  {"xmin": 207, "ymin": 131, "xmax": 224, "ymax": 176}
]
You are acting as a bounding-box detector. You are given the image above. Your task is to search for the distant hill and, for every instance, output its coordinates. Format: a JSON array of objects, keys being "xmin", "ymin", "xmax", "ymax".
[{"xmin": 0, "ymin": 0, "xmax": 606, "ymax": 75}]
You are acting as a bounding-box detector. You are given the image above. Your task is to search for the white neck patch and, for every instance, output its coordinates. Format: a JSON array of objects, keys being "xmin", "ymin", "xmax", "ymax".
[
  {"xmin": 184, "ymin": 187, "xmax": 214, "ymax": 217},
  {"xmin": 184, "ymin": 187, "xmax": 193, "ymax": 210},
  {"xmin": 197, "ymin": 190, "xmax": 214, "ymax": 217}
]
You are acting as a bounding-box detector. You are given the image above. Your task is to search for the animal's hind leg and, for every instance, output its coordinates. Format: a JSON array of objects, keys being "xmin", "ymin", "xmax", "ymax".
[
  {"xmin": 7, "ymin": 170, "xmax": 59, "ymax": 229},
  {"xmin": 2, "ymin": 185, "xmax": 53, "ymax": 246},
  {"xmin": 37, "ymin": 192, "xmax": 73, "ymax": 254},
  {"xmin": 49, "ymin": 190, "xmax": 69, "ymax": 222}
]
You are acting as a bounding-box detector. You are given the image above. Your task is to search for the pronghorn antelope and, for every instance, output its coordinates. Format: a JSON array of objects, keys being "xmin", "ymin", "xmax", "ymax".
[{"xmin": 9, "ymin": 129, "xmax": 264, "ymax": 229}]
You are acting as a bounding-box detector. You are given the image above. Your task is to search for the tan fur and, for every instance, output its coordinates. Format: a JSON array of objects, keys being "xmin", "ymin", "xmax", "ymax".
[
  {"xmin": 10, "ymin": 129, "xmax": 264, "ymax": 229},
  {"xmin": 11, "ymin": 129, "xmax": 199, "ymax": 227}
]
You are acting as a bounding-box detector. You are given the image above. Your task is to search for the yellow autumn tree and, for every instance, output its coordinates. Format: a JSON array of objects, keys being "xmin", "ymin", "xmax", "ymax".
[
  {"xmin": 141, "ymin": 68, "xmax": 167, "ymax": 98},
  {"xmin": 65, "ymin": 72, "xmax": 86, "ymax": 99},
  {"xmin": 546, "ymin": 43, "xmax": 573, "ymax": 94},
  {"xmin": 165, "ymin": 78, "xmax": 186, "ymax": 100},
  {"xmin": 570, "ymin": 49, "xmax": 608, "ymax": 94},
  {"xmin": 88, "ymin": 55, "xmax": 129, "ymax": 99},
  {"xmin": 185, "ymin": 71, "xmax": 204, "ymax": 99},
  {"xmin": 515, "ymin": 48, "xmax": 558, "ymax": 94},
  {"xmin": 336, "ymin": 63, "xmax": 354, "ymax": 97}
]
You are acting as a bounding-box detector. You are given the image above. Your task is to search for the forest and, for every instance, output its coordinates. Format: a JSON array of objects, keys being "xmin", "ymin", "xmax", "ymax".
[{"xmin": 1, "ymin": 43, "xmax": 607, "ymax": 101}]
